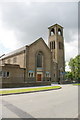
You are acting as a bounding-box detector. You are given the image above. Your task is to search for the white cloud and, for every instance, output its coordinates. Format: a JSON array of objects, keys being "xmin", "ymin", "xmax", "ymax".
[
  {"xmin": 0, "ymin": 1, "xmax": 78, "ymax": 61},
  {"xmin": 65, "ymin": 33, "xmax": 78, "ymax": 71},
  {"xmin": 0, "ymin": 0, "xmax": 78, "ymax": 2},
  {"xmin": 0, "ymin": 20, "xmax": 22, "ymax": 54},
  {"xmin": 65, "ymin": 33, "xmax": 78, "ymax": 62}
]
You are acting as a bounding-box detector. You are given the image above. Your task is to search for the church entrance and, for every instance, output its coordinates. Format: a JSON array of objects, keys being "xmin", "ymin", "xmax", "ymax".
[{"xmin": 37, "ymin": 74, "xmax": 41, "ymax": 81}]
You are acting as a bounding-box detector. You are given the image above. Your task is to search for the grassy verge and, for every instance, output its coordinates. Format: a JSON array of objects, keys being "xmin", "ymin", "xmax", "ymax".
[
  {"xmin": 73, "ymin": 83, "xmax": 80, "ymax": 86},
  {"xmin": 0, "ymin": 86, "xmax": 61, "ymax": 95}
]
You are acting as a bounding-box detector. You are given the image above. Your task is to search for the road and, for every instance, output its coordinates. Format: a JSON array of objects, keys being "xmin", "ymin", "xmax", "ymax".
[{"xmin": 0, "ymin": 84, "xmax": 78, "ymax": 119}]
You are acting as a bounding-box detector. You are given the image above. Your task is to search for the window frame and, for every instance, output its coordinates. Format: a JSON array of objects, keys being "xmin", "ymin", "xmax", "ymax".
[
  {"xmin": 36, "ymin": 52, "xmax": 43, "ymax": 68},
  {"xmin": 28, "ymin": 71, "xmax": 34, "ymax": 78},
  {"xmin": 6, "ymin": 71, "xmax": 10, "ymax": 78},
  {"xmin": 3, "ymin": 71, "xmax": 6, "ymax": 78},
  {"xmin": 46, "ymin": 72, "xmax": 50, "ymax": 77}
]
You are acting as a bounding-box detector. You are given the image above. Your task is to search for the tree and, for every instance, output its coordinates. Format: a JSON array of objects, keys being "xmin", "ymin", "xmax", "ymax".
[
  {"xmin": 68, "ymin": 55, "xmax": 80, "ymax": 82},
  {"xmin": 69, "ymin": 58, "xmax": 75, "ymax": 79},
  {"xmin": 66, "ymin": 71, "xmax": 73, "ymax": 80}
]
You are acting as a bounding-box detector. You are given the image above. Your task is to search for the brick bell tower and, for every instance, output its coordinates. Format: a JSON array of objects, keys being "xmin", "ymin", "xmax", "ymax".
[{"xmin": 48, "ymin": 24, "xmax": 65, "ymax": 83}]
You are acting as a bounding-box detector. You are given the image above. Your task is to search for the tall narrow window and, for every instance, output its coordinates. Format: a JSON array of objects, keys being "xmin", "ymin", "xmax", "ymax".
[
  {"xmin": 53, "ymin": 41, "xmax": 55, "ymax": 49},
  {"xmin": 52, "ymin": 41, "xmax": 53, "ymax": 49},
  {"xmin": 29, "ymin": 73, "xmax": 31, "ymax": 77},
  {"xmin": 31, "ymin": 73, "xmax": 33, "ymax": 77},
  {"xmin": 50, "ymin": 28, "xmax": 55, "ymax": 36},
  {"xmin": 7, "ymin": 72, "xmax": 10, "ymax": 77},
  {"xmin": 37, "ymin": 52, "xmax": 43, "ymax": 67},
  {"xmin": 58, "ymin": 28, "xmax": 62, "ymax": 36},
  {"xmin": 3, "ymin": 72, "xmax": 6, "ymax": 77},
  {"xmin": 59, "ymin": 42, "xmax": 63, "ymax": 49},
  {"xmin": 50, "ymin": 41, "xmax": 55, "ymax": 50}
]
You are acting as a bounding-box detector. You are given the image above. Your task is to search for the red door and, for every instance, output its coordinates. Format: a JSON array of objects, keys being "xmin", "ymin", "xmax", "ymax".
[{"xmin": 37, "ymin": 74, "xmax": 41, "ymax": 81}]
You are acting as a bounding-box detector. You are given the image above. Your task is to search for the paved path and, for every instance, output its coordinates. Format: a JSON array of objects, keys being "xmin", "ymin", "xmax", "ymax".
[
  {"xmin": 0, "ymin": 84, "xmax": 60, "ymax": 91},
  {"xmin": 0, "ymin": 85, "xmax": 78, "ymax": 119}
]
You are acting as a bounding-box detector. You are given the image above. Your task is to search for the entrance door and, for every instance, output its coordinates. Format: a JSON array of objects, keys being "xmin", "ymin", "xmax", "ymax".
[{"xmin": 37, "ymin": 74, "xmax": 41, "ymax": 81}]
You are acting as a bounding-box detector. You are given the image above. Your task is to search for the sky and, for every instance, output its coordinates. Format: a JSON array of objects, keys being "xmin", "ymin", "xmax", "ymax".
[{"xmin": 0, "ymin": 0, "xmax": 78, "ymax": 71}]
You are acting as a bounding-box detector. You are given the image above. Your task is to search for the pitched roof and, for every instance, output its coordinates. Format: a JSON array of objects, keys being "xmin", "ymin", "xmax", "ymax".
[
  {"xmin": 48, "ymin": 23, "xmax": 63, "ymax": 29},
  {"xmin": 29, "ymin": 37, "xmax": 50, "ymax": 51},
  {"xmin": 0, "ymin": 37, "xmax": 50, "ymax": 60},
  {"xmin": 0, "ymin": 46, "xmax": 27, "ymax": 60}
]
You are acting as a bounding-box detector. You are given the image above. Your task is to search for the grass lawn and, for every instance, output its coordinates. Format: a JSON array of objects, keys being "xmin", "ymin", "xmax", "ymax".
[
  {"xmin": 0, "ymin": 86, "xmax": 61, "ymax": 95},
  {"xmin": 73, "ymin": 83, "xmax": 80, "ymax": 86}
]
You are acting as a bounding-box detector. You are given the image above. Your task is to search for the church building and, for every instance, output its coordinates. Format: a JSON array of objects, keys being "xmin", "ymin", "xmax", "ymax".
[{"xmin": 0, "ymin": 24, "xmax": 65, "ymax": 88}]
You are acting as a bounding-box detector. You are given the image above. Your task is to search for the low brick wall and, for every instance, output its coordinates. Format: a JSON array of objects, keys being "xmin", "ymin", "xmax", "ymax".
[
  {"xmin": 1, "ymin": 82, "xmax": 51, "ymax": 88},
  {"xmin": 61, "ymin": 80, "xmax": 72, "ymax": 84}
]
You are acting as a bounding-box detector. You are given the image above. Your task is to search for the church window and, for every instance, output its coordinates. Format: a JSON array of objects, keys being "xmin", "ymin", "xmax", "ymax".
[
  {"xmin": 50, "ymin": 42, "xmax": 52, "ymax": 50},
  {"xmin": 52, "ymin": 41, "xmax": 53, "ymax": 49},
  {"xmin": 53, "ymin": 41, "xmax": 55, "ymax": 49},
  {"xmin": 7, "ymin": 72, "xmax": 10, "ymax": 77},
  {"xmin": 50, "ymin": 28, "xmax": 55, "ymax": 36},
  {"xmin": 46, "ymin": 72, "xmax": 50, "ymax": 77},
  {"xmin": 58, "ymin": 28, "xmax": 62, "ymax": 36},
  {"xmin": 37, "ymin": 52, "xmax": 43, "ymax": 67},
  {"xmin": 50, "ymin": 41, "xmax": 55, "ymax": 50},
  {"xmin": 28, "ymin": 71, "xmax": 34, "ymax": 77},
  {"xmin": 3, "ymin": 71, "xmax": 6, "ymax": 78},
  {"xmin": 29, "ymin": 73, "xmax": 31, "ymax": 77},
  {"xmin": 31, "ymin": 73, "xmax": 33, "ymax": 77},
  {"xmin": 2, "ymin": 71, "xmax": 10, "ymax": 78}
]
